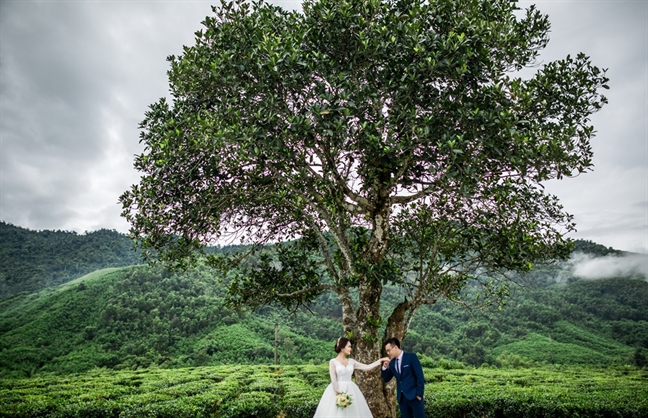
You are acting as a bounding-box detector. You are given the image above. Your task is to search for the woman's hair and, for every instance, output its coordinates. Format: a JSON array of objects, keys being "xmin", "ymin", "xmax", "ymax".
[{"xmin": 334, "ymin": 337, "xmax": 352, "ymax": 353}]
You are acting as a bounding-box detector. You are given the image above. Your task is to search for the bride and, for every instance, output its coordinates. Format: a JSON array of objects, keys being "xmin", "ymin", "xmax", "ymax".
[{"xmin": 313, "ymin": 337, "xmax": 388, "ymax": 417}]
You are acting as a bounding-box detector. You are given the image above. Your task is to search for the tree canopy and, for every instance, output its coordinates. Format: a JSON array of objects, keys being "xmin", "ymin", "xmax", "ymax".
[{"xmin": 120, "ymin": 0, "xmax": 608, "ymax": 415}]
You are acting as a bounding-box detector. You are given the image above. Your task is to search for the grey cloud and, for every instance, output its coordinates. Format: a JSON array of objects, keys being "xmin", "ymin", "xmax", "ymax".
[
  {"xmin": 544, "ymin": 165, "xmax": 647, "ymax": 253},
  {"xmin": 0, "ymin": 0, "xmax": 645, "ymax": 256},
  {"xmin": 0, "ymin": 1, "xmax": 212, "ymax": 232},
  {"xmin": 1, "ymin": 2, "xmax": 109, "ymax": 229},
  {"xmin": 527, "ymin": 1, "xmax": 647, "ymax": 254},
  {"xmin": 569, "ymin": 252, "xmax": 648, "ymax": 280}
]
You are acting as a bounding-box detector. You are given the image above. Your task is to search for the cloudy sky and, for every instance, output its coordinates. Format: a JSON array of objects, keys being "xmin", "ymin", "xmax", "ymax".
[{"xmin": 0, "ymin": 0, "xmax": 646, "ymax": 254}]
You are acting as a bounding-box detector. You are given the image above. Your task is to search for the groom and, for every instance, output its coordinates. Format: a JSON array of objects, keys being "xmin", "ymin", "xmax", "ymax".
[{"xmin": 381, "ymin": 337, "xmax": 426, "ymax": 418}]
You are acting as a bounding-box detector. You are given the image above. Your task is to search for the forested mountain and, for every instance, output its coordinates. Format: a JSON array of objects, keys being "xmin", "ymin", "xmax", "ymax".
[
  {"xmin": 572, "ymin": 239, "xmax": 624, "ymax": 257},
  {"xmin": 1, "ymin": 223, "xmax": 646, "ymax": 378},
  {"xmin": 0, "ymin": 264, "xmax": 341, "ymax": 378},
  {"xmin": 0, "ymin": 262, "xmax": 646, "ymax": 378},
  {"xmin": 0, "ymin": 222, "xmax": 143, "ymax": 298},
  {"xmin": 401, "ymin": 277, "xmax": 648, "ymax": 366},
  {"xmin": 0, "ymin": 220, "xmax": 634, "ymax": 299},
  {"xmin": 0, "ymin": 222, "xmax": 253, "ymax": 298}
]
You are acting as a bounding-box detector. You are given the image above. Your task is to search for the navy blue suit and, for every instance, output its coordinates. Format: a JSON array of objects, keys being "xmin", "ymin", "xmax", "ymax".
[{"xmin": 381, "ymin": 352, "xmax": 426, "ymax": 418}]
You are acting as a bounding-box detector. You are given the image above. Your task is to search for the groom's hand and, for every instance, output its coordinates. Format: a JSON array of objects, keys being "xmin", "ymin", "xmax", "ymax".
[
  {"xmin": 417, "ymin": 396, "xmax": 422, "ymax": 401},
  {"xmin": 382, "ymin": 359, "xmax": 390, "ymax": 369}
]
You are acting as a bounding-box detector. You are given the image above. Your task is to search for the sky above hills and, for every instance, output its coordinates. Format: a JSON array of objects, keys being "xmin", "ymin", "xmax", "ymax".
[{"xmin": 0, "ymin": 0, "xmax": 646, "ymax": 253}]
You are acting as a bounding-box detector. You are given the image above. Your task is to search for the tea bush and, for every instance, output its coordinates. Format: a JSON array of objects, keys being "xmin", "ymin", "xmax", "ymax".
[{"xmin": 1, "ymin": 364, "xmax": 646, "ymax": 417}]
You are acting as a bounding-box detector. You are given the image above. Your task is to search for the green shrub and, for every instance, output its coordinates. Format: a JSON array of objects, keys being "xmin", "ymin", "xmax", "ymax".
[
  {"xmin": 495, "ymin": 351, "xmax": 533, "ymax": 368},
  {"xmin": 1, "ymin": 364, "xmax": 646, "ymax": 418},
  {"xmin": 221, "ymin": 391, "xmax": 280, "ymax": 418}
]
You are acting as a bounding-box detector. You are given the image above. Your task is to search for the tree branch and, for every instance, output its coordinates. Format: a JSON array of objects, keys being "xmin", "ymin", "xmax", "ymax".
[
  {"xmin": 312, "ymin": 142, "xmax": 374, "ymax": 211},
  {"xmin": 307, "ymin": 217, "xmax": 342, "ymax": 284}
]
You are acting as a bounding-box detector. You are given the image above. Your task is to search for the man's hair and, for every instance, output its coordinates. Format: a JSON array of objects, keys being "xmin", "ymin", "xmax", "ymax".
[{"xmin": 384, "ymin": 337, "xmax": 401, "ymax": 349}]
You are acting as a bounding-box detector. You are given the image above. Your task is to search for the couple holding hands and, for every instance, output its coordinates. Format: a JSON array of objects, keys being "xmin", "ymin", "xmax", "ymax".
[{"xmin": 313, "ymin": 337, "xmax": 426, "ymax": 418}]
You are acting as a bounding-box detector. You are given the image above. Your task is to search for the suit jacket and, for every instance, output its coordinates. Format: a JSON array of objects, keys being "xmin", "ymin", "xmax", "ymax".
[{"xmin": 381, "ymin": 351, "xmax": 425, "ymax": 403}]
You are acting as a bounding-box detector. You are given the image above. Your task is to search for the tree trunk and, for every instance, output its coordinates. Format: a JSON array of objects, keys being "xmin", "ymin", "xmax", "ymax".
[
  {"xmin": 354, "ymin": 278, "xmax": 395, "ymax": 418},
  {"xmin": 350, "ymin": 296, "xmax": 421, "ymax": 418},
  {"xmin": 384, "ymin": 299, "xmax": 411, "ymax": 343},
  {"xmin": 355, "ymin": 330, "xmax": 393, "ymax": 418},
  {"xmin": 347, "ymin": 198, "xmax": 399, "ymax": 417},
  {"xmin": 369, "ymin": 299, "xmax": 412, "ymax": 418},
  {"xmin": 356, "ymin": 363, "xmax": 395, "ymax": 418},
  {"xmin": 382, "ymin": 379, "xmax": 397, "ymax": 418}
]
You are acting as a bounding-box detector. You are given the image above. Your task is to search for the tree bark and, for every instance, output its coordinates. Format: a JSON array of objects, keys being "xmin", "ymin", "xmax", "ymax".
[
  {"xmin": 354, "ymin": 278, "xmax": 394, "ymax": 418},
  {"xmin": 355, "ymin": 299, "xmax": 418, "ymax": 418},
  {"xmin": 354, "ymin": 196, "xmax": 396, "ymax": 417},
  {"xmin": 383, "ymin": 299, "xmax": 411, "ymax": 343},
  {"xmin": 373, "ymin": 299, "xmax": 414, "ymax": 418},
  {"xmin": 355, "ymin": 325, "xmax": 393, "ymax": 418},
  {"xmin": 356, "ymin": 363, "xmax": 394, "ymax": 418}
]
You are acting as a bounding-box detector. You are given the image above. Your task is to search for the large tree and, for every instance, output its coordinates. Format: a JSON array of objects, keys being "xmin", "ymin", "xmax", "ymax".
[{"xmin": 120, "ymin": 0, "xmax": 608, "ymax": 416}]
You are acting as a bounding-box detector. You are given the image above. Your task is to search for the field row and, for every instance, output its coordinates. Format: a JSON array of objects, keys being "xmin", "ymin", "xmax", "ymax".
[{"xmin": 1, "ymin": 364, "xmax": 647, "ymax": 417}]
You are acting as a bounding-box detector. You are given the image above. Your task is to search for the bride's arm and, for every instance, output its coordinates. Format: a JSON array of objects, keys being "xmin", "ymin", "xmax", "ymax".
[
  {"xmin": 329, "ymin": 360, "xmax": 339, "ymax": 393},
  {"xmin": 353, "ymin": 358, "xmax": 388, "ymax": 371}
]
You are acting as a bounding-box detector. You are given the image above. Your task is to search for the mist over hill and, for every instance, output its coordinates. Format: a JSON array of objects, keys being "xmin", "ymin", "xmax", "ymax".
[
  {"xmin": 568, "ymin": 252, "xmax": 647, "ymax": 281},
  {"xmin": 539, "ymin": 240, "xmax": 648, "ymax": 283}
]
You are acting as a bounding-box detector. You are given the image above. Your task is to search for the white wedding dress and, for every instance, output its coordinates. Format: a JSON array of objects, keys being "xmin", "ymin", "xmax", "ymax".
[{"xmin": 313, "ymin": 358, "xmax": 382, "ymax": 418}]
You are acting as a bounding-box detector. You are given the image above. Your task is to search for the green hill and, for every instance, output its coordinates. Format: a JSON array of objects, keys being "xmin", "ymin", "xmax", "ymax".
[
  {"xmin": 403, "ymin": 276, "xmax": 648, "ymax": 366},
  {"xmin": 0, "ymin": 261, "xmax": 646, "ymax": 378},
  {"xmin": 1, "ymin": 223, "xmax": 646, "ymax": 377},
  {"xmin": 0, "ymin": 222, "xmax": 143, "ymax": 298},
  {"xmin": 0, "ymin": 264, "xmax": 340, "ymax": 378},
  {"xmin": 1, "ymin": 220, "xmax": 636, "ymax": 300}
]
